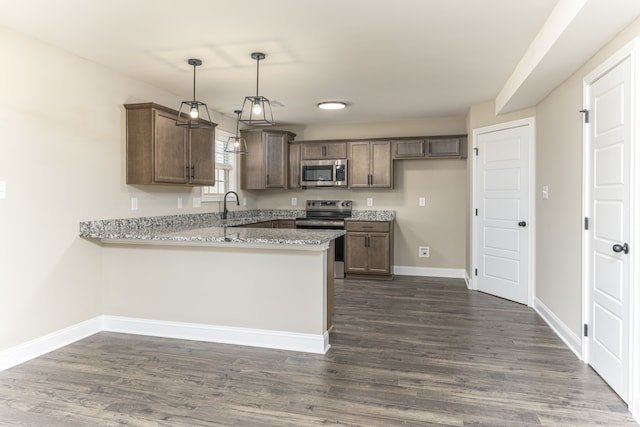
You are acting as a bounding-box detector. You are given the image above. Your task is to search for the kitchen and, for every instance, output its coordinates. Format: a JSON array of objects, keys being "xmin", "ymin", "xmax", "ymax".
[{"xmin": 1, "ymin": 0, "xmax": 640, "ymax": 425}]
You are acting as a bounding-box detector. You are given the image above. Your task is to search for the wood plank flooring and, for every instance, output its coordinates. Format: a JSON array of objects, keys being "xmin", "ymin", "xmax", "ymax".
[{"xmin": 0, "ymin": 276, "xmax": 636, "ymax": 426}]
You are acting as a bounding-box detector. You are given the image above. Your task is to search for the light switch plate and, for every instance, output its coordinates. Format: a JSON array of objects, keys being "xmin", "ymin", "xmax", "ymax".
[
  {"xmin": 193, "ymin": 197, "xmax": 201, "ymax": 208},
  {"xmin": 178, "ymin": 197, "xmax": 183, "ymax": 209},
  {"xmin": 419, "ymin": 197, "xmax": 426, "ymax": 207},
  {"xmin": 131, "ymin": 197, "xmax": 138, "ymax": 211},
  {"xmin": 542, "ymin": 185, "xmax": 549, "ymax": 200}
]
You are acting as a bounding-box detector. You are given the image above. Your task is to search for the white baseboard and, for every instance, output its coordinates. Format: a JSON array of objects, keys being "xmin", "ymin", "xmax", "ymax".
[
  {"xmin": 102, "ymin": 316, "xmax": 329, "ymax": 354},
  {"xmin": 393, "ymin": 266, "xmax": 467, "ymax": 279},
  {"xmin": 633, "ymin": 398, "xmax": 640, "ymax": 424},
  {"xmin": 0, "ymin": 316, "xmax": 330, "ymax": 372},
  {"xmin": 534, "ymin": 297, "xmax": 582, "ymax": 360},
  {"xmin": 0, "ymin": 316, "xmax": 102, "ymax": 372}
]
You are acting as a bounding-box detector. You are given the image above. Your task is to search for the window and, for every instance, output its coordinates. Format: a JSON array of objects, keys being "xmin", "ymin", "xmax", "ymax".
[{"xmin": 202, "ymin": 129, "xmax": 237, "ymax": 201}]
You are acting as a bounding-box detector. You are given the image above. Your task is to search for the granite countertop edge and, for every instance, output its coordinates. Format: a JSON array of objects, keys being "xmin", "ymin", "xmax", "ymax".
[{"xmin": 79, "ymin": 209, "xmax": 395, "ymax": 246}]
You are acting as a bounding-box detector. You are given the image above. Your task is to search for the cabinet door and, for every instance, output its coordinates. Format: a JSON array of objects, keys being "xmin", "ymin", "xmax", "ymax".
[
  {"xmin": 345, "ymin": 232, "xmax": 368, "ymax": 273},
  {"xmin": 189, "ymin": 127, "xmax": 215, "ymax": 185},
  {"xmin": 302, "ymin": 142, "xmax": 347, "ymax": 159},
  {"xmin": 348, "ymin": 142, "xmax": 371, "ymax": 188},
  {"xmin": 367, "ymin": 233, "xmax": 391, "ymax": 274},
  {"xmin": 154, "ymin": 110, "xmax": 188, "ymax": 184},
  {"xmin": 393, "ymin": 140, "xmax": 425, "ymax": 158},
  {"xmin": 370, "ymin": 141, "xmax": 392, "ymax": 188},
  {"xmin": 265, "ymin": 133, "xmax": 287, "ymax": 188},
  {"xmin": 289, "ymin": 143, "xmax": 301, "ymax": 188},
  {"xmin": 323, "ymin": 142, "xmax": 347, "ymax": 159},
  {"xmin": 426, "ymin": 137, "xmax": 461, "ymax": 157}
]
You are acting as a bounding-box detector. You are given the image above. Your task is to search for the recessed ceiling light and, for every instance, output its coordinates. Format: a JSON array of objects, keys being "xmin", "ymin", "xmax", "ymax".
[{"xmin": 317, "ymin": 101, "xmax": 347, "ymax": 110}]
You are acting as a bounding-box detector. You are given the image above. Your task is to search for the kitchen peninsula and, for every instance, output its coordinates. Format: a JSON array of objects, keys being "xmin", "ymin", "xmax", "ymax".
[{"xmin": 80, "ymin": 209, "xmax": 394, "ymax": 354}]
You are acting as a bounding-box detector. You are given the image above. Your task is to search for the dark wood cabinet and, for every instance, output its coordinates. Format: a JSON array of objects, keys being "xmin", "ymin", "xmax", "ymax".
[
  {"xmin": 426, "ymin": 136, "xmax": 467, "ymax": 158},
  {"xmin": 348, "ymin": 141, "xmax": 392, "ymax": 188},
  {"xmin": 288, "ymin": 142, "xmax": 301, "ymax": 189},
  {"xmin": 345, "ymin": 221, "xmax": 394, "ymax": 279},
  {"xmin": 393, "ymin": 139, "xmax": 425, "ymax": 159},
  {"xmin": 125, "ymin": 103, "xmax": 216, "ymax": 186},
  {"xmin": 241, "ymin": 129, "xmax": 296, "ymax": 190},
  {"xmin": 392, "ymin": 135, "xmax": 468, "ymax": 159},
  {"xmin": 301, "ymin": 141, "xmax": 347, "ymax": 160}
]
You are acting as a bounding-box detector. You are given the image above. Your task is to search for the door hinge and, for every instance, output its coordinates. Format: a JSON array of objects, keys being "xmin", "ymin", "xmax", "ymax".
[
  {"xmin": 474, "ymin": 147, "xmax": 479, "ymax": 156},
  {"xmin": 584, "ymin": 324, "xmax": 588, "ymax": 337},
  {"xmin": 584, "ymin": 217, "xmax": 589, "ymax": 230},
  {"xmin": 474, "ymin": 268, "xmax": 478, "ymax": 277},
  {"xmin": 579, "ymin": 109, "xmax": 590, "ymax": 124}
]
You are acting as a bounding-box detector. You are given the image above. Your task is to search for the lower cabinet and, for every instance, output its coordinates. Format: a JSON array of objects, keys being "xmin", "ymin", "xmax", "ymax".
[{"xmin": 345, "ymin": 221, "xmax": 394, "ymax": 280}]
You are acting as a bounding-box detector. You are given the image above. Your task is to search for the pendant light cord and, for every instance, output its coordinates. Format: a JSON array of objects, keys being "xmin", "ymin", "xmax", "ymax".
[
  {"xmin": 192, "ymin": 63, "xmax": 197, "ymax": 102},
  {"xmin": 255, "ymin": 56, "xmax": 260, "ymax": 97}
]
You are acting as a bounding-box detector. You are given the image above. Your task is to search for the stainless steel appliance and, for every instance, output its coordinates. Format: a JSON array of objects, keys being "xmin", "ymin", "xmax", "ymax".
[
  {"xmin": 296, "ymin": 200, "xmax": 352, "ymax": 278},
  {"xmin": 300, "ymin": 159, "xmax": 347, "ymax": 187}
]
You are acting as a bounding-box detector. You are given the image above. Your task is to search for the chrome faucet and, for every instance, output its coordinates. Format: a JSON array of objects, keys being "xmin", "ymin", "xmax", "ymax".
[{"xmin": 223, "ymin": 191, "xmax": 239, "ymax": 220}]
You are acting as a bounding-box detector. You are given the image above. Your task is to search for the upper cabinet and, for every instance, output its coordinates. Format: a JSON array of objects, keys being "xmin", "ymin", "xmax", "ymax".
[
  {"xmin": 301, "ymin": 141, "xmax": 347, "ymax": 160},
  {"xmin": 392, "ymin": 135, "xmax": 468, "ymax": 160},
  {"xmin": 125, "ymin": 103, "xmax": 216, "ymax": 186},
  {"xmin": 288, "ymin": 142, "xmax": 302, "ymax": 189},
  {"xmin": 348, "ymin": 141, "xmax": 393, "ymax": 189},
  {"xmin": 241, "ymin": 129, "xmax": 296, "ymax": 190}
]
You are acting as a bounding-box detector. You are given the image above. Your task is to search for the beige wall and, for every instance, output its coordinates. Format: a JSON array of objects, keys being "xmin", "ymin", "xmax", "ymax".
[
  {"xmin": 535, "ymin": 17, "xmax": 640, "ymax": 336},
  {"xmin": 0, "ymin": 27, "xmax": 227, "ymax": 352},
  {"xmin": 250, "ymin": 117, "xmax": 469, "ymax": 272}
]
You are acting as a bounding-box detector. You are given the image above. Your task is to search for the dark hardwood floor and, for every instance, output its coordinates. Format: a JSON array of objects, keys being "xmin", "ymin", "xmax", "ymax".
[{"xmin": 0, "ymin": 276, "xmax": 635, "ymax": 426}]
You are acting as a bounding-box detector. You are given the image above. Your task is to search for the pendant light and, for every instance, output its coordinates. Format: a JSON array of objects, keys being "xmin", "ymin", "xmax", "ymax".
[
  {"xmin": 176, "ymin": 58, "xmax": 213, "ymax": 129},
  {"xmin": 224, "ymin": 110, "xmax": 248, "ymax": 154},
  {"xmin": 239, "ymin": 52, "xmax": 274, "ymax": 126}
]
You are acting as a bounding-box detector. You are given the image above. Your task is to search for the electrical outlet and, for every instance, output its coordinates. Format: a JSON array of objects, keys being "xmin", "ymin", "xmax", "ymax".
[
  {"xmin": 542, "ymin": 185, "xmax": 549, "ymax": 200},
  {"xmin": 291, "ymin": 197, "xmax": 297, "ymax": 206},
  {"xmin": 193, "ymin": 197, "xmax": 201, "ymax": 208},
  {"xmin": 131, "ymin": 197, "xmax": 138, "ymax": 211},
  {"xmin": 419, "ymin": 197, "xmax": 426, "ymax": 207},
  {"xmin": 177, "ymin": 197, "xmax": 183, "ymax": 209},
  {"xmin": 367, "ymin": 198, "xmax": 373, "ymax": 207},
  {"xmin": 419, "ymin": 246, "xmax": 430, "ymax": 258}
]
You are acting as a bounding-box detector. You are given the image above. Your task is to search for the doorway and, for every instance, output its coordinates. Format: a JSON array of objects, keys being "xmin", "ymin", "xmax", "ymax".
[
  {"xmin": 582, "ymin": 39, "xmax": 639, "ymax": 408},
  {"xmin": 471, "ymin": 118, "xmax": 535, "ymax": 306}
]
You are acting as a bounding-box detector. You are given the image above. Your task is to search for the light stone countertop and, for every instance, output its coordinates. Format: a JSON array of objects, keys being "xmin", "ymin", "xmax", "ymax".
[{"xmin": 80, "ymin": 208, "xmax": 395, "ymax": 249}]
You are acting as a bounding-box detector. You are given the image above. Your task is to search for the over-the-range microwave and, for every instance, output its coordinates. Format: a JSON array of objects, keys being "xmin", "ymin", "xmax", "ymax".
[{"xmin": 300, "ymin": 159, "xmax": 347, "ymax": 187}]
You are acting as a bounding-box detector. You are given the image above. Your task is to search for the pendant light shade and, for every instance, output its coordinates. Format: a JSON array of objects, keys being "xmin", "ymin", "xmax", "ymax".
[
  {"xmin": 239, "ymin": 52, "xmax": 274, "ymax": 126},
  {"xmin": 224, "ymin": 110, "xmax": 248, "ymax": 154},
  {"xmin": 176, "ymin": 58, "xmax": 213, "ymax": 129}
]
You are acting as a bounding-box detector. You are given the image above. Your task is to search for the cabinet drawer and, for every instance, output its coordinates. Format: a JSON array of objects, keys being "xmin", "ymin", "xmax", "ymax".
[{"xmin": 345, "ymin": 221, "xmax": 390, "ymax": 233}]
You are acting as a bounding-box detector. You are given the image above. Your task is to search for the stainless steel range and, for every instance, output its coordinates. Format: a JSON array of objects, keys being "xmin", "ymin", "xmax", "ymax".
[{"xmin": 296, "ymin": 200, "xmax": 352, "ymax": 278}]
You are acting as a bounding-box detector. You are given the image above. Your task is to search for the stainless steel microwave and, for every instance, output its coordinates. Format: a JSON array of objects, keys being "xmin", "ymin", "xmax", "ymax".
[{"xmin": 300, "ymin": 159, "xmax": 347, "ymax": 187}]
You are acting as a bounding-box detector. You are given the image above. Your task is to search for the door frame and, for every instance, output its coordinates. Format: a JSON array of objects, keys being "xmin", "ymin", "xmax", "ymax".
[
  {"xmin": 471, "ymin": 117, "xmax": 536, "ymax": 307},
  {"xmin": 582, "ymin": 38, "xmax": 640, "ymax": 417}
]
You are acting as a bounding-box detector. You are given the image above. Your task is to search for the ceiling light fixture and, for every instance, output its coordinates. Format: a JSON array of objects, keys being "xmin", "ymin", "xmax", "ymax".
[
  {"xmin": 176, "ymin": 58, "xmax": 213, "ymax": 129},
  {"xmin": 317, "ymin": 101, "xmax": 347, "ymax": 110},
  {"xmin": 225, "ymin": 110, "xmax": 248, "ymax": 154},
  {"xmin": 239, "ymin": 52, "xmax": 274, "ymax": 126}
]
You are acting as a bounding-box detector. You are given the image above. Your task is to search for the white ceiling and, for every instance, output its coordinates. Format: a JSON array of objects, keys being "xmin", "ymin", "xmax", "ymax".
[{"xmin": 1, "ymin": 0, "xmax": 639, "ymax": 127}]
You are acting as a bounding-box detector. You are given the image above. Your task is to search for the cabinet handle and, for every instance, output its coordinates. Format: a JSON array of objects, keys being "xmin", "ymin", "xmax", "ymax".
[
  {"xmin": 191, "ymin": 165, "xmax": 195, "ymax": 179},
  {"xmin": 322, "ymin": 146, "xmax": 326, "ymax": 157},
  {"xmin": 267, "ymin": 174, "xmax": 270, "ymax": 185}
]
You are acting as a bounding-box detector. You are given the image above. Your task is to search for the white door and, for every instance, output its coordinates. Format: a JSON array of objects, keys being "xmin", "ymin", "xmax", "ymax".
[
  {"xmin": 475, "ymin": 122, "xmax": 532, "ymax": 305},
  {"xmin": 585, "ymin": 54, "xmax": 631, "ymax": 403}
]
